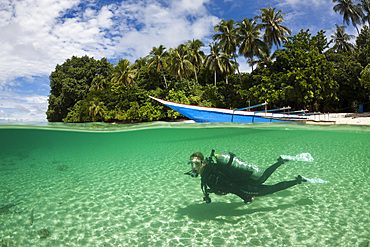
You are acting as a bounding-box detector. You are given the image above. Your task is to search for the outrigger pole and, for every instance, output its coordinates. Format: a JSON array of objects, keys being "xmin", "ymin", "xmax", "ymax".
[
  {"xmin": 233, "ymin": 101, "xmax": 268, "ymax": 112},
  {"xmin": 255, "ymin": 106, "xmax": 291, "ymax": 113},
  {"xmin": 288, "ymin": 109, "xmax": 309, "ymax": 115},
  {"xmin": 231, "ymin": 102, "xmax": 268, "ymax": 122}
]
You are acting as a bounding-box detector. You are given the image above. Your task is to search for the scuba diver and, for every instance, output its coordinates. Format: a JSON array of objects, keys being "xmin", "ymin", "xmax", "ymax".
[{"xmin": 185, "ymin": 150, "xmax": 307, "ymax": 204}]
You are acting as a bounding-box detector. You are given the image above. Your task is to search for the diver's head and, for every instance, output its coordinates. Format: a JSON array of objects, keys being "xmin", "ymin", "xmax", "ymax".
[
  {"xmin": 188, "ymin": 152, "xmax": 206, "ymax": 176},
  {"xmin": 190, "ymin": 152, "xmax": 204, "ymax": 161}
]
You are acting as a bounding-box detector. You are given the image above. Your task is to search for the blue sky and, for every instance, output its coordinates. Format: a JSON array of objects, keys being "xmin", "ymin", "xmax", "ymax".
[{"xmin": 0, "ymin": 0, "xmax": 355, "ymax": 122}]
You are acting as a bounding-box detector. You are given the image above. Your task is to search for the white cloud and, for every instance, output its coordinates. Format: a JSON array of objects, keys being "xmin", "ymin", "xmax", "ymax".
[
  {"xmin": 271, "ymin": 0, "xmax": 347, "ymax": 35},
  {"xmin": 238, "ymin": 57, "xmax": 252, "ymax": 73},
  {"xmin": 113, "ymin": 0, "xmax": 219, "ymax": 58},
  {"xmin": 277, "ymin": 0, "xmax": 331, "ymax": 9},
  {"xmin": 0, "ymin": 0, "xmax": 219, "ymax": 82},
  {"xmin": 172, "ymin": 0, "xmax": 210, "ymax": 15},
  {"xmin": 0, "ymin": 90, "xmax": 48, "ymax": 122},
  {"xmin": 0, "ymin": 0, "xmax": 219, "ymax": 122}
]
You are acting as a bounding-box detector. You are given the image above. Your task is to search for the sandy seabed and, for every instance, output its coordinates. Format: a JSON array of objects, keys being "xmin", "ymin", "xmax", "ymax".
[{"xmin": 0, "ymin": 123, "xmax": 369, "ymax": 246}]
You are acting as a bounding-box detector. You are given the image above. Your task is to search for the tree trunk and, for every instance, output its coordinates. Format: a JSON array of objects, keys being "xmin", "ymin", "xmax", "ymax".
[
  {"xmin": 214, "ymin": 70, "xmax": 217, "ymax": 86},
  {"xmin": 160, "ymin": 66, "xmax": 168, "ymax": 88},
  {"xmin": 193, "ymin": 65, "xmax": 198, "ymax": 83},
  {"xmin": 184, "ymin": 71, "xmax": 191, "ymax": 90},
  {"xmin": 233, "ymin": 54, "xmax": 242, "ymax": 84},
  {"xmin": 250, "ymin": 54, "xmax": 254, "ymax": 72}
]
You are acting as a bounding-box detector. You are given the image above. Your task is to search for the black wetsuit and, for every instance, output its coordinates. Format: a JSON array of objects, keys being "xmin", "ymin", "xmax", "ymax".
[{"xmin": 201, "ymin": 156, "xmax": 300, "ymax": 203}]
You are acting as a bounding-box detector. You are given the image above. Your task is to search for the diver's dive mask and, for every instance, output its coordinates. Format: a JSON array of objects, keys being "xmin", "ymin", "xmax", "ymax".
[{"xmin": 185, "ymin": 158, "xmax": 202, "ymax": 177}]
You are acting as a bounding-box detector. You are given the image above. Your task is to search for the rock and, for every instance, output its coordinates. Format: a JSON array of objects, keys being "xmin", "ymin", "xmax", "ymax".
[
  {"xmin": 57, "ymin": 165, "xmax": 68, "ymax": 171},
  {"xmin": 38, "ymin": 229, "xmax": 51, "ymax": 239}
]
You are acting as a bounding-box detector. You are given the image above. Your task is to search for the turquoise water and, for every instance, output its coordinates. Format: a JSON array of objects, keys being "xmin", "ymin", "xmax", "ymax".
[{"xmin": 0, "ymin": 122, "xmax": 369, "ymax": 246}]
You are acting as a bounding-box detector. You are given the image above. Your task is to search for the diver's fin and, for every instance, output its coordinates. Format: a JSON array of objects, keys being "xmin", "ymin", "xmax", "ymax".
[
  {"xmin": 296, "ymin": 175, "xmax": 307, "ymax": 184},
  {"xmin": 301, "ymin": 176, "xmax": 328, "ymax": 184},
  {"xmin": 280, "ymin": 153, "xmax": 314, "ymax": 162}
]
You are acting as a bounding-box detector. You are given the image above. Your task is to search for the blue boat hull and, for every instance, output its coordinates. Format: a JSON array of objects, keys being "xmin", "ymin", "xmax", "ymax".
[
  {"xmin": 169, "ymin": 104, "xmax": 283, "ymax": 123},
  {"xmin": 150, "ymin": 96, "xmax": 307, "ymax": 123}
]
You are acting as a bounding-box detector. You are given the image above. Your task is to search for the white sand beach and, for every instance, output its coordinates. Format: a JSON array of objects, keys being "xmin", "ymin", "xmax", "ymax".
[
  {"xmin": 180, "ymin": 112, "xmax": 370, "ymax": 125},
  {"xmin": 307, "ymin": 112, "xmax": 370, "ymax": 125}
]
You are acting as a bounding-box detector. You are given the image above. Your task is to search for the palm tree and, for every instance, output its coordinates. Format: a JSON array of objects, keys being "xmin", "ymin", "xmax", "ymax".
[
  {"xmin": 187, "ymin": 39, "xmax": 205, "ymax": 84},
  {"xmin": 168, "ymin": 44, "xmax": 193, "ymax": 90},
  {"xmin": 255, "ymin": 6, "xmax": 291, "ymax": 50},
  {"xmin": 133, "ymin": 57, "xmax": 148, "ymax": 80},
  {"xmin": 90, "ymin": 74, "xmax": 106, "ymax": 91},
  {"xmin": 360, "ymin": 0, "xmax": 370, "ymax": 24},
  {"xmin": 205, "ymin": 43, "xmax": 228, "ymax": 86},
  {"xmin": 148, "ymin": 45, "xmax": 168, "ymax": 88},
  {"xmin": 249, "ymin": 44, "xmax": 277, "ymax": 70},
  {"xmin": 133, "ymin": 57, "xmax": 148, "ymax": 70},
  {"xmin": 111, "ymin": 59, "xmax": 137, "ymax": 88},
  {"xmin": 89, "ymin": 100, "xmax": 106, "ymax": 122},
  {"xmin": 236, "ymin": 17, "xmax": 266, "ymax": 72},
  {"xmin": 213, "ymin": 19, "xmax": 242, "ymax": 84},
  {"xmin": 331, "ymin": 24, "xmax": 355, "ymax": 52},
  {"xmin": 222, "ymin": 55, "xmax": 236, "ymax": 84},
  {"xmin": 333, "ymin": 0, "xmax": 364, "ymax": 34}
]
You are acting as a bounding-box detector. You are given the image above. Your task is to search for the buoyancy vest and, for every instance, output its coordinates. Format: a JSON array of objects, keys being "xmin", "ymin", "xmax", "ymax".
[{"xmin": 214, "ymin": 153, "xmax": 262, "ymax": 183}]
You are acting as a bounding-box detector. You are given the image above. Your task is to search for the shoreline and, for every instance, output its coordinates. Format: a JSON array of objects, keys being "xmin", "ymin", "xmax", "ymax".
[
  {"xmin": 306, "ymin": 112, "xmax": 370, "ymax": 125},
  {"xmin": 1, "ymin": 113, "xmax": 370, "ymax": 126},
  {"xmin": 168, "ymin": 112, "xmax": 370, "ymax": 126}
]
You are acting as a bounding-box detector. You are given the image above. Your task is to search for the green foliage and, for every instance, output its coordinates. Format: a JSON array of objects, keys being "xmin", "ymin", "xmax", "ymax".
[
  {"xmin": 63, "ymin": 100, "xmax": 91, "ymax": 123},
  {"xmin": 326, "ymin": 50, "xmax": 364, "ymax": 111},
  {"xmin": 47, "ymin": 16, "xmax": 370, "ymax": 123},
  {"xmin": 312, "ymin": 30, "xmax": 331, "ymax": 54},
  {"xmin": 330, "ymin": 25, "xmax": 355, "ymax": 52},
  {"xmin": 111, "ymin": 59, "xmax": 136, "ymax": 88},
  {"xmin": 356, "ymin": 26, "xmax": 370, "ymax": 67},
  {"xmin": 255, "ymin": 6, "xmax": 291, "ymax": 49},
  {"xmin": 120, "ymin": 102, "xmax": 162, "ymax": 122},
  {"xmin": 165, "ymin": 89, "xmax": 190, "ymax": 119},
  {"xmin": 360, "ymin": 64, "xmax": 370, "ymax": 97},
  {"xmin": 46, "ymin": 56, "xmax": 112, "ymax": 122},
  {"xmin": 202, "ymin": 84, "xmax": 225, "ymax": 107},
  {"xmin": 283, "ymin": 29, "xmax": 325, "ymax": 52},
  {"xmin": 250, "ymin": 30, "xmax": 339, "ymax": 111},
  {"xmin": 138, "ymin": 102, "xmax": 163, "ymax": 121}
]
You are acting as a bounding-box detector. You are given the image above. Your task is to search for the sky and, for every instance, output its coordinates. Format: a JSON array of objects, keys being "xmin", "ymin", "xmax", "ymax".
[{"xmin": 0, "ymin": 0, "xmax": 354, "ymax": 122}]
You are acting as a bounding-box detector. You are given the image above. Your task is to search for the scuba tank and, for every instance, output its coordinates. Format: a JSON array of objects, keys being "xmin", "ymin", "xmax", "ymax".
[{"xmin": 215, "ymin": 153, "xmax": 262, "ymax": 181}]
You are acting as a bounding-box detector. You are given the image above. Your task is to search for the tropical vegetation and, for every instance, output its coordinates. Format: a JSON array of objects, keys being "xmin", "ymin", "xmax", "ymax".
[{"xmin": 46, "ymin": 4, "xmax": 370, "ymax": 123}]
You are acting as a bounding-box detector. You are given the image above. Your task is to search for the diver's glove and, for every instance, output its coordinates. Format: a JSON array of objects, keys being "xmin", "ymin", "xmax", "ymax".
[
  {"xmin": 184, "ymin": 170, "xmax": 198, "ymax": 177},
  {"xmin": 203, "ymin": 196, "xmax": 211, "ymax": 204}
]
